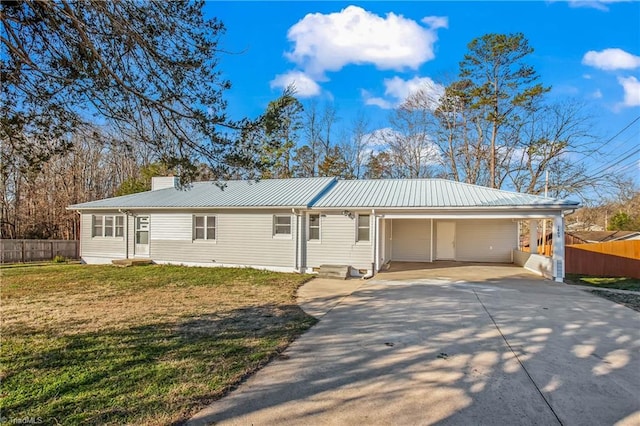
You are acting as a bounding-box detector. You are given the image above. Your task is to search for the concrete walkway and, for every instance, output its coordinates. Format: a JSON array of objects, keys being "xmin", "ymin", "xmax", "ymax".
[
  {"xmin": 189, "ymin": 268, "xmax": 640, "ymax": 426},
  {"xmin": 296, "ymin": 277, "xmax": 365, "ymax": 318}
]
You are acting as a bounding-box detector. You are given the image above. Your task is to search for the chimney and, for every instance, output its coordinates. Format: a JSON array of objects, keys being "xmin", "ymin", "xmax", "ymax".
[{"xmin": 151, "ymin": 176, "xmax": 178, "ymax": 191}]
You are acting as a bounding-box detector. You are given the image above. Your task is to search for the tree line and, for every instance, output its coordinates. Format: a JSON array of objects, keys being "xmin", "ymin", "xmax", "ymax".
[{"xmin": 2, "ymin": 2, "xmax": 636, "ymax": 239}]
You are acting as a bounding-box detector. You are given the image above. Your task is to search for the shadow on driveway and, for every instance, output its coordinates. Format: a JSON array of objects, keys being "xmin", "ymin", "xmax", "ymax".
[{"xmin": 188, "ymin": 269, "xmax": 640, "ymax": 426}]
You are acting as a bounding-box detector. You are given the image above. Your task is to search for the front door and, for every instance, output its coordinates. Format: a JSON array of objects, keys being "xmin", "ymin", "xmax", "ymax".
[
  {"xmin": 135, "ymin": 216, "xmax": 150, "ymax": 257},
  {"xmin": 436, "ymin": 221, "xmax": 455, "ymax": 260}
]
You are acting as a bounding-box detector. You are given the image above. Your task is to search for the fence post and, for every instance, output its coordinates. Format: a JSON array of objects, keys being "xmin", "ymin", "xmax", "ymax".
[{"xmin": 21, "ymin": 241, "xmax": 25, "ymax": 263}]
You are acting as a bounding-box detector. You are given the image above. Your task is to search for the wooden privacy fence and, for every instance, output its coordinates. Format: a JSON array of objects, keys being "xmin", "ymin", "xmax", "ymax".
[
  {"xmin": 0, "ymin": 239, "xmax": 79, "ymax": 263},
  {"xmin": 565, "ymin": 240, "xmax": 640, "ymax": 279}
]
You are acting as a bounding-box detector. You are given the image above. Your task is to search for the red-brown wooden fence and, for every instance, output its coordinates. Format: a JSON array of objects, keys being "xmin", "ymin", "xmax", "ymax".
[{"xmin": 565, "ymin": 240, "xmax": 640, "ymax": 279}]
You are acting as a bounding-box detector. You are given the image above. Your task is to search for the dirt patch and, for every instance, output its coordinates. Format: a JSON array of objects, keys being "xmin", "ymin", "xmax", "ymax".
[{"xmin": 590, "ymin": 290, "xmax": 640, "ymax": 312}]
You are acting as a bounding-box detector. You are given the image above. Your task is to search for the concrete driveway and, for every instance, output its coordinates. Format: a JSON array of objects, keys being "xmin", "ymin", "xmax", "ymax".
[{"xmin": 189, "ymin": 265, "xmax": 640, "ymax": 426}]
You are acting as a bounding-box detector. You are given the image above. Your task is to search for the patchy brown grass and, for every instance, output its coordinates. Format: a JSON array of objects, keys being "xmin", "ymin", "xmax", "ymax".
[{"xmin": 1, "ymin": 264, "xmax": 315, "ymax": 425}]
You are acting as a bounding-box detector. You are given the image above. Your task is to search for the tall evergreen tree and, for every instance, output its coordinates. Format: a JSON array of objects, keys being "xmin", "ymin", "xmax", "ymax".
[{"xmin": 458, "ymin": 33, "xmax": 549, "ymax": 188}]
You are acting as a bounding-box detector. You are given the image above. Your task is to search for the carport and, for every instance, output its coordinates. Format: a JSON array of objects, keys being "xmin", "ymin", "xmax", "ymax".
[
  {"xmin": 375, "ymin": 212, "xmax": 572, "ymax": 282},
  {"xmin": 309, "ymin": 179, "xmax": 580, "ymax": 282}
]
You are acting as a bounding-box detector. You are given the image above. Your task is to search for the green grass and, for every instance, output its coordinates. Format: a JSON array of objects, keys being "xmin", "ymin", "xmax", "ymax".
[
  {"xmin": 565, "ymin": 274, "xmax": 640, "ymax": 291},
  {"xmin": 0, "ymin": 264, "xmax": 316, "ymax": 425}
]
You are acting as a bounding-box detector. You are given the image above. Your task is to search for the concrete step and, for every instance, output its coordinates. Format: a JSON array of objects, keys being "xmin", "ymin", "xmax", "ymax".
[
  {"xmin": 318, "ymin": 264, "xmax": 350, "ymax": 280},
  {"xmin": 112, "ymin": 258, "xmax": 153, "ymax": 267}
]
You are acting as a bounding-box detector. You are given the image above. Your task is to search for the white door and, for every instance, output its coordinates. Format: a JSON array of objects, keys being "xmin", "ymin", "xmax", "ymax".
[
  {"xmin": 436, "ymin": 221, "xmax": 455, "ymax": 260},
  {"xmin": 135, "ymin": 216, "xmax": 150, "ymax": 257}
]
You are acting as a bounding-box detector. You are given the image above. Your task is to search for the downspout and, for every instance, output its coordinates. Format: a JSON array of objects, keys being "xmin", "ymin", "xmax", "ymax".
[
  {"xmin": 430, "ymin": 218, "xmax": 434, "ymax": 262},
  {"xmin": 75, "ymin": 210, "xmax": 82, "ymax": 260},
  {"xmin": 119, "ymin": 209, "xmax": 130, "ymax": 259},
  {"xmin": 292, "ymin": 208, "xmax": 301, "ymax": 273},
  {"xmin": 125, "ymin": 213, "xmax": 129, "ymax": 259},
  {"xmin": 363, "ymin": 209, "xmax": 376, "ymax": 279}
]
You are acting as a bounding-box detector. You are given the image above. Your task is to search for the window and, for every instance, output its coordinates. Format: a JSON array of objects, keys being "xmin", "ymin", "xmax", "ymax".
[
  {"xmin": 104, "ymin": 216, "xmax": 113, "ymax": 237},
  {"xmin": 274, "ymin": 215, "xmax": 292, "ymax": 236},
  {"xmin": 115, "ymin": 216, "xmax": 124, "ymax": 237},
  {"xmin": 92, "ymin": 216, "xmax": 103, "ymax": 237},
  {"xmin": 357, "ymin": 214, "xmax": 370, "ymax": 242},
  {"xmin": 308, "ymin": 214, "xmax": 320, "ymax": 240},
  {"xmin": 92, "ymin": 215, "xmax": 124, "ymax": 238},
  {"xmin": 194, "ymin": 215, "xmax": 216, "ymax": 240}
]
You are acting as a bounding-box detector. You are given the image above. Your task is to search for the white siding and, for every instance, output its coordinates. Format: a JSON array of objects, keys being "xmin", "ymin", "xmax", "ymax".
[
  {"xmin": 150, "ymin": 214, "xmax": 192, "ymax": 240},
  {"xmin": 305, "ymin": 212, "xmax": 372, "ymax": 270},
  {"xmin": 80, "ymin": 212, "xmax": 126, "ymax": 261},
  {"xmin": 453, "ymin": 219, "xmax": 517, "ymax": 262},
  {"xmin": 150, "ymin": 210, "xmax": 295, "ymax": 268},
  {"xmin": 390, "ymin": 219, "xmax": 431, "ymax": 261}
]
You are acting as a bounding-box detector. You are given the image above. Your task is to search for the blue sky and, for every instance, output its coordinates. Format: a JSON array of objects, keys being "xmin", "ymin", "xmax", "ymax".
[{"xmin": 205, "ymin": 1, "xmax": 640, "ymax": 189}]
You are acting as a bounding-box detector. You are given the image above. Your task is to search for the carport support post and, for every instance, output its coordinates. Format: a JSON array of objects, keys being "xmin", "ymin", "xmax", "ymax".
[
  {"xmin": 552, "ymin": 215, "xmax": 565, "ymax": 282},
  {"xmin": 529, "ymin": 220, "xmax": 538, "ymax": 254}
]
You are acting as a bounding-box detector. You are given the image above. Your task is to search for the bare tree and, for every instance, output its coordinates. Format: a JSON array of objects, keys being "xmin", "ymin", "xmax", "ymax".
[
  {"xmin": 505, "ymin": 100, "xmax": 598, "ymax": 198},
  {"xmin": 0, "ymin": 127, "xmax": 147, "ymax": 239},
  {"xmin": 382, "ymin": 104, "xmax": 441, "ymax": 178},
  {"xmin": 404, "ymin": 80, "xmax": 491, "ymax": 185}
]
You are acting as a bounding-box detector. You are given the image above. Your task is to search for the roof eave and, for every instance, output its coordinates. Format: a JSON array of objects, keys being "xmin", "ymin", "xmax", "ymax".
[
  {"xmin": 68, "ymin": 204, "xmax": 312, "ymax": 211},
  {"xmin": 309, "ymin": 204, "xmax": 579, "ymax": 211}
]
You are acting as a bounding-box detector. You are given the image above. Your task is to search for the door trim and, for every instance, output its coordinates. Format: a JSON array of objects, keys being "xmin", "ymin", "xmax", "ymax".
[{"xmin": 135, "ymin": 215, "xmax": 150, "ymax": 257}]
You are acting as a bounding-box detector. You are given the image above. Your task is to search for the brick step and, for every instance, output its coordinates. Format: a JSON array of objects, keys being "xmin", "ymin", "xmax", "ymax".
[{"xmin": 317, "ymin": 264, "xmax": 350, "ymax": 279}]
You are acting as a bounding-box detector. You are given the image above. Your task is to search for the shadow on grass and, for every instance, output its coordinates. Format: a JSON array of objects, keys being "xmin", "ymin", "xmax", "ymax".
[{"xmin": 1, "ymin": 304, "xmax": 317, "ymax": 425}]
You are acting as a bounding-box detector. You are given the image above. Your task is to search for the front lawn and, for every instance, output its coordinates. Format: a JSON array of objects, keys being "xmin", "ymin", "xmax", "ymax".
[
  {"xmin": 0, "ymin": 264, "xmax": 315, "ymax": 425},
  {"xmin": 565, "ymin": 274, "xmax": 640, "ymax": 291}
]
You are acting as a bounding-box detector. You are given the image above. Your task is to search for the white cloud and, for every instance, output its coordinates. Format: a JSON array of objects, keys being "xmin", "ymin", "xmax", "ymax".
[
  {"xmin": 361, "ymin": 90, "xmax": 393, "ymax": 109},
  {"xmin": 362, "ymin": 127, "xmax": 396, "ymax": 150},
  {"xmin": 590, "ymin": 89, "xmax": 603, "ymax": 99},
  {"xmin": 285, "ymin": 6, "xmax": 446, "ymax": 77},
  {"xmin": 363, "ymin": 76, "xmax": 445, "ymax": 110},
  {"xmin": 618, "ymin": 76, "xmax": 640, "ymax": 107},
  {"xmin": 421, "ymin": 16, "xmax": 449, "ymax": 30},
  {"xmin": 567, "ymin": 0, "xmax": 630, "ymax": 11},
  {"xmin": 270, "ymin": 71, "xmax": 321, "ymax": 97},
  {"xmin": 582, "ymin": 48, "xmax": 640, "ymax": 71}
]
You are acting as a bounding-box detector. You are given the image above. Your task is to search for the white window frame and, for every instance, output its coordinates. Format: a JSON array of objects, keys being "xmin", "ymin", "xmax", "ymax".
[
  {"xmin": 356, "ymin": 213, "xmax": 371, "ymax": 243},
  {"xmin": 273, "ymin": 215, "xmax": 292, "ymax": 239},
  {"xmin": 92, "ymin": 215, "xmax": 125, "ymax": 238},
  {"xmin": 193, "ymin": 215, "xmax": 216, "ymax": 241},
  {"xmin": 308, "ymin": 213, "xmax": 321, "ymax": 241},
  {"xmin": 115, "ymin": 216, "xmax": 124, "ymax": 237}
]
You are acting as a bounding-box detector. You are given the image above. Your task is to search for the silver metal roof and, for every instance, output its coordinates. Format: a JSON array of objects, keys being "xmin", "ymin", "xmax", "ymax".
[
  {"xmin": 69, "ymin": 177, "xmax": 336, "ymax": 209},
  {"xmin": 312, "ymin": 179, "xmax": 579, "ymax": 209},
  {"xmin": 69, "ymin": 177, "xmax": 579, "ymax": 211}
]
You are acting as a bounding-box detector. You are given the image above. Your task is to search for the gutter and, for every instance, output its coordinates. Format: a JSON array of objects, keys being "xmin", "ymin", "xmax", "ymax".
[
  {"xmin": 68, "ymin": 204, "xmax": 315, "ymax": 211},
  {"xmin": 308, "ymin": 204, "xmax": 580, "ymax": 211}
]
